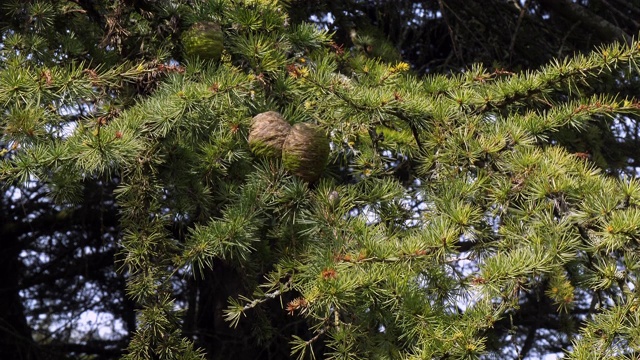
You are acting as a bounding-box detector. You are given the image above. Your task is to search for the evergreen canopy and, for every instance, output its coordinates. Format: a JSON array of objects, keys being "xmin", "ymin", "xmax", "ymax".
[{"xmin": 3, "ymin": 0, "xmax": 640, "ymax": 359}]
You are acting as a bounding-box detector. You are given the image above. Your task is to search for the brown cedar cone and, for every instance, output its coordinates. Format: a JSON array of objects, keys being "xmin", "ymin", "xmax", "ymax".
[
  {"xmin": 282, "ymin": 123, "xmax": 330, "ymax": 182},
  {"xmin": 248, "ymin": 111, "xmax": 292, "ymax": 158}
]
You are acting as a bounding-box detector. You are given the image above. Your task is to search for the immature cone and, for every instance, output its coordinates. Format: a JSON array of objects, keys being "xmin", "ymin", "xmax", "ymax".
[
  {"xmin": 248, "ymin": 111, "xmax": 292, "ymax": 158},
  {"xmin": 328, "ymin": 190, "xmax": 340, "ymax": 209},
  {"xmin": 282, "ymin": 123, "xmax": 330, "ymax": 182},
  {"xmin": 181, "ymin": 22, "xmax": 224, "ymax": 61}
]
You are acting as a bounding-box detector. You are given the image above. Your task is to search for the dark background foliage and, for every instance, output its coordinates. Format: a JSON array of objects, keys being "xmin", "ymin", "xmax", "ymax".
[{"xmin": 1, "ymin": 1, "xmax": 639, "ymax": 359}]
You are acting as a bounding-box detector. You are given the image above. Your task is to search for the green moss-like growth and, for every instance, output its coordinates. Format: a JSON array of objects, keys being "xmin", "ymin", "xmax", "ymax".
[
  {"xmin": 181, "ymin": 21, "xmax": 224, "ymax": 61},
  {"xmin": 248, "ymin": 111, "xmax": 292, "ymax": 158},
  {"xmin": 282, "ymin": 123, "xmax": 330, "ymax": 182}
]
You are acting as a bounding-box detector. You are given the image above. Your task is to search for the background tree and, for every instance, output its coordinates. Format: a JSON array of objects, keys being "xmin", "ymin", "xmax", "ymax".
[
  {"xmin": 289, "ymin": 0, "xmax": 640, "ymax": 72},
  {"xmin": 3, "ymin": 1, "xmax": 640, "ymax": 360},
  {"xmin": 0, "ymin": 180, "xmax": 128, "ymax": 359}
]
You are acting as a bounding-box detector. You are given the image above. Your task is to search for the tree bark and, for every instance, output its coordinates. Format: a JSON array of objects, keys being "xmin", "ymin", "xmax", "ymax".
[
  {"xmin": 538, "ymin": 0, "xmax": 632, "ymax": 43},
  {"xmin": 195, "ymin": 261, "xmax": 256, "ymax": 360},
  {"xmin": 0, "ymin": 233, "xmax": 40, "ymax": 360}
]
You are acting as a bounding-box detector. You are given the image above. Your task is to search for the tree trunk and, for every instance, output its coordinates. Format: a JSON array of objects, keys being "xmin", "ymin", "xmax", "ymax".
[
  {"xmin": 195, "ymin": 261, "xmax": 256, "ymax": 360},
  {"xmin": 0, "ymin": 229, "xmax": 39, "ymax": 360}
]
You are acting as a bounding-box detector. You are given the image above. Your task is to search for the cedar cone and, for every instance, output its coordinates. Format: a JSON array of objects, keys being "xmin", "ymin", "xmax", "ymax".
[
  {"xmin": 282, "ymin": 123, "xmax": 330, "ymax": 182},
  {"xmin": 181, "ymin": 22, "xmax": 224, "ymax": 61},
  {"xmin": 248, "ymin": 111, "xmax": 292, "ymax": 158}
]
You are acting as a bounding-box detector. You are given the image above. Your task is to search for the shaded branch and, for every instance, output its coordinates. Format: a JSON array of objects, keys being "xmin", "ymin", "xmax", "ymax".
[{"xmin": 538, "ymin": 0, "xmax": 632, "ymax": 43}]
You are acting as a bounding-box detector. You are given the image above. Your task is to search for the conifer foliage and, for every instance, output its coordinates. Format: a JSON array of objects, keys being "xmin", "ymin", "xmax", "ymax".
[{"xmin": 4, "ymin": 0, "xmax": 640, "ymax": 359}]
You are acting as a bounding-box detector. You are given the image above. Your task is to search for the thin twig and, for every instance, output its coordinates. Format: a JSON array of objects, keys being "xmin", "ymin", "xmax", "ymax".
[
  {"xmin": 242, "ymin": 276, "xmax": 294, "ymax": 311},
  {"xmin": 509, "ymin": 0, "xmax": 530, "ymax": 65},
  {"xmin": 437, "ymin": 0, "xmax": 463, "ymax": 64}
]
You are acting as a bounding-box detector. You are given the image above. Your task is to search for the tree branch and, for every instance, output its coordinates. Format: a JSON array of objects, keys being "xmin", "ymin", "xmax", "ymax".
[{"xmin": 537, "ymin": 0, "xmax": 632, "ymax": 43}]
